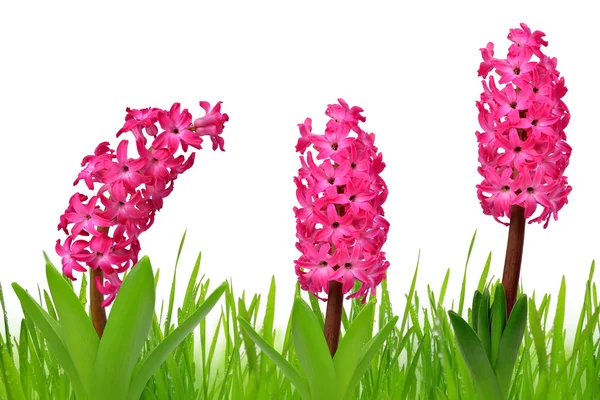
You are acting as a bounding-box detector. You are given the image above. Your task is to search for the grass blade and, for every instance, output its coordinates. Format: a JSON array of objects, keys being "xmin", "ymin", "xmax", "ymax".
[
  {"xmin": 0, "ymin": 283, "xmax": 12, "ymax": 358},
  {"xmin": 345, "ymin": 316, "xmax": 399, "ymax": 400},
  {"xmin": 550, "ymin": 277, "xmax": 566, "ymax": 381},
  {"xmin": 476, "ymin": 252, "xmax": 492, "ymax": 293},
  {"xmin": 259, "ymin": 276, "xmax": 276, "ymax": 378},
  {"xmin": 238, "ymin": 317, "xmax": 310, "ymax": 400},
  {"xmin": 164, "ymin": 230, "xmax": 187, "ymax": 336},
  {"xmin": 12, "ymin": 283, "xmax": 87, "ymax": 399},
  {"xmin": 128, "ymin": 281, "xmax": 226, "ymax": 400},
  {"xmin": 458, "ymin": 230, "xmax": 477, "ymax": 317},
  {"xmin": 472, "ymin": 290, "xmax": 482, "ymax": 334},
  {"xmin": 400, "ymin": 336, "xmax": 425, "ymax": 400},
  {"xmin": 308, "ymin": 293, "xmax": 325, "ymax": 330},
  {"xmin": 399, "ymin": 252, "xmax": 419, "ymax": 337},
  {"xmin": 0, "ymin": 333, "xmax": 26, "ymax": 400},
  {"xmin": 528, "ymin": 296, "xmax": 549, "ymax": 399}
]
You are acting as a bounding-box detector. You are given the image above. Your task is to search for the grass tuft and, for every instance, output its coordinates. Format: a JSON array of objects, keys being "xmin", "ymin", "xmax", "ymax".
[{"xmin": 1, "ymin": 236, "xmax": 599, "ymax": 399}]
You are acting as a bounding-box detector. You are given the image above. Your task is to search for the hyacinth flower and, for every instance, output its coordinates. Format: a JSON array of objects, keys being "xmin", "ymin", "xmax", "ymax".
[
  {"xmin": 56, "ymin": 101, "xmax": 229, "ymax": 337},
  {"xmin": 449, "ymin": 24, "xmax": 571, "ymax": 400},
  {"xmin": 293, "ymin": 98, "xmax": 390, "ymax": 355},
  {"xmin": 237, "ymin": 100, "xmax": 397, "ymax": 400},
  {"xmin": 476, "ymin": 23, "xmax": 571, "ymax": 315},
  {"xmin": 9, "ymin": 101, "xmax": 229, "ymax": 400}
]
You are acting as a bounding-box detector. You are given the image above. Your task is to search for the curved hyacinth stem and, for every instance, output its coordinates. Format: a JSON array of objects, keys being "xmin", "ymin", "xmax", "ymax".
[
  {"xmin": 90, "ymin": 268, "xmax": 107, "ymax": 338},
  {"xmin": 324, "ymin": 280, "xmax": 343, "ymax": 356},
  {"xmin": 502, "ymin": 204, "xmax": 526, "ymax": 316}
]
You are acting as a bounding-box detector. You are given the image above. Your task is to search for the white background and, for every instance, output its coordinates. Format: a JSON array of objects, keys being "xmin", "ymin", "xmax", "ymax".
[{"xmin": 1, "ymin": 1, "xmax": 598, "ymax": 338}]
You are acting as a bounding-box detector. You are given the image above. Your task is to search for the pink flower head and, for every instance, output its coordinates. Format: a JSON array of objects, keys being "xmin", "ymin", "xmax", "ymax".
[
  {"xmin": 476, "ymin": 24, "xmax": 571, "ymax": 228},
  {"xmin": 57, "ymin": 101, "xmax": 227, "ymax": 306},
  {"xmin": 294, "ymin": 99, "xmax": 389, "ymax": 302}
]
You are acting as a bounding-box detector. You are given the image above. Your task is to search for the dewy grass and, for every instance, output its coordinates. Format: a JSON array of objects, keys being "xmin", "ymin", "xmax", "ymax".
[{"xmin": 1, "ymin": 233, "xmax": 599, "ymax": 399}]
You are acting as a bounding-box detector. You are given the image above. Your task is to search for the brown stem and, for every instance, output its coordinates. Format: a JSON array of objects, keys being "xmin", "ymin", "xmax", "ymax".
[
  {"xmin": 324, "ymin": 280, "xmax": 343, "ymax": 356},
  {"xmin": 502, "ymin": 204, "xmax": 526, "ymax": 316},
  {"xmin": 323, "ymin": 194, "xmax": 346, "ymax": 357},
  {"xmin": 90, "ymin": 267, "xmax": 107, "ymax": 338}
]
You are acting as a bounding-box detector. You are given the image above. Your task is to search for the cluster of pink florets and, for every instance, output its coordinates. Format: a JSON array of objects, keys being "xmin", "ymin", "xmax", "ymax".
[
  {"xmin": 476, "ymin": 23, "xmax": 572, "ymax": 228},
  {"xmin": 294, "ymin": 99, "xmax": 389, "ymax": 302},
  {"xmin": 56, "ymin": 102, "xmax": 228, "ymax": 306}
]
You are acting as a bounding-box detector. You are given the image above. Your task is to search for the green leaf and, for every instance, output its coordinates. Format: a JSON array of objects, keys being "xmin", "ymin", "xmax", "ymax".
[
  {"xmin": 400, "ymin": 336, "xmax": 425, "ymax": 400},
  {"xmin": 259, "ymin": 276, "xmax": 276, "ymax": 379},
  {"xmin": 308, "ymin": 292, "xmax": 325, "ymax": 330},
  {"xmin": 79, "ymin": 273, "xmax": 88, "ymax": 308},
  {"xmin": 528, "ymin": 297, "xmax": 548, "ymax": 376},
  {"xmin": 472, "ymin": 290, "xmax": 482, "ymax": 334},
  {"xmin": 42, "ymin": 290, "xmax": 57, "ymax": 321},
  {"xmin": 333, "ymin": 301, "xmax": 375, "ymax": 397},
  {"xmin": 91, "ymin": 256, "xmax": 155, "ymax": 400},
  {"xmin": 344, "ymin": 316, "xmax": 399, "ymax": 400},
  {"xmin": 46, "ymin": 261, "xmax": 99, "ymax": 393},
  {"xmin": 238, "ymin": 299, "xmax": 258, "ymax": 372},
  {"xmin": 528, "ymin": 297, "xmax": 549, "ymax": 399},
  {"xmin": 438, "ymin": 269, "xmax": 450, "ymax": 307},
  {"xmin": 490, "ymin": 285, "xmax": 507, "ymax": 367},
  {"xmin": 165, "ymin": 230, "xmax": 187, "ymax": 336},
  {"xmin": 128, "ymin": 281, "xmax": 226, "ymax": 400},
  {"xmin": 494, "ymin": 295, "xmax": 527, "ymax": 398},
  {"xmin": 399, "ymin": 252, "xmax": 419, "ymax": 337},
  {"xmin": 448, "ymin": 311, "xmax": 503, "ymax": 400},
  {"xmin": 12, "ymin": 283, "xmax": 88, "ymax": 400},
  {"xmin": 477, "ymin": 252, "xmax": 492, "ymax": 293},
  {"xmin": 182, "ymin": 252, "xmax": 203, "ymax": 318},
  {"xmin": 237, "ymin": 317, "xmax": 310, "ymax": 400},
  {"xmin": 458, "ymin": 230, "xmax": 477, "ymax": 317},
  {"xmin": 550, "ymin": 277, "xmax": 566, "ymax": 380},
  {"xmin": 477, "ymin": 289, "xmax": 491, "ymax": 360},
  {"xmin": 0, "ymin": 283, "xmax": 13, "ymax": 358},
  {"xmin": 237, "ymin": 296, "xmax": 258, "ymax": 387},
  {"xmin": 0, "ymin": 367, "xmax": 8, "ymax": 400},
  {"xmin": 558, "ymin": 290, "xmax": 600, "ymax": 381},
  {"xmin": 22, "ymin": 319, "xmax": 49, "ymax": 400},
  {"xmin": 292, "ymin": 296, "xmax": 338, "ymax": 400},
  {"xmin": 0, "ymin": 333, "xmax": 26, "ymax": 400},
  {"xmin": 16, "ymin": 320, "xmax": 28, "ymax": 395}
]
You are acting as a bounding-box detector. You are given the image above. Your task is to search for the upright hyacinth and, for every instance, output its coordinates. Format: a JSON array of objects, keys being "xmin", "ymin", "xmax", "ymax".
[
  {"xmin": 57, "ymin": 101, "xmax": 228, "ymax": 312},
  {"xmin": 293, "ymin": 98, "xmax": 389, "ymax": 355},
  {"xmin": 476, "ymin": 23, "xmax": 571, "ymax": 228},
  {"xmin": 475, "ymin": 23, "xmax": 571, "ymax": 314}
]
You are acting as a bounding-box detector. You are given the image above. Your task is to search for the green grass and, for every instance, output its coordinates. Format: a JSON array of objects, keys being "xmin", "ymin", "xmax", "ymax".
[{"xmin": 1, "ymin": 233, "xmax": 599, "ymax": 399}]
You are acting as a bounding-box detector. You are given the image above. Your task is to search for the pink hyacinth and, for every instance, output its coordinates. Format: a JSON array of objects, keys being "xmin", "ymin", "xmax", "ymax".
[
  {"xmin": 294, "ymin": 99, "xmax": 389, "ymax": 302},
  {"xmin": 57, "ymin": 101, "xmax": 228, "ymax": 306},
  {"xmin": 475, "ymin": 23, "xmax": 571, "ymax": 228}
]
